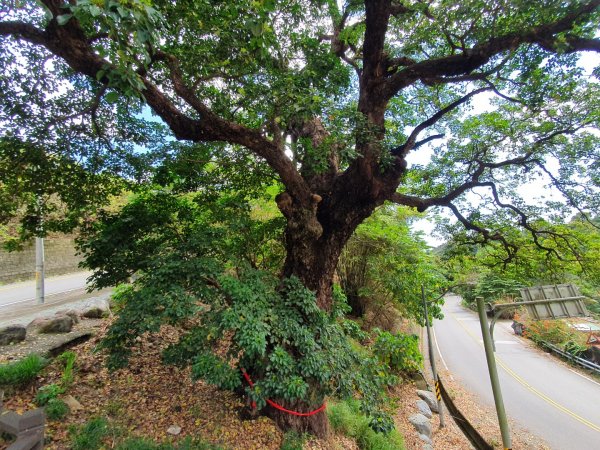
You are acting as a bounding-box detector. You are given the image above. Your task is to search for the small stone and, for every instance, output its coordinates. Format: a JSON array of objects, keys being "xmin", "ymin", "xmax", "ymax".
[
  {"xmin": 167, "ymin": 425, "xmax": 182, "ymax": 435},
  {"xmin": 416, "ymin": 399, "xmax": 432, "ymax": 418},
  {"xmin": 0, "ymin": 325, "xmax": 26, "ymax": 345},
  {"xmin": 418, "ymin": 433, "xmax": 432, "ymax": 445},
  {"xmin": 63, "ymin": 395, "xmax": 83, "ymax": 411},
  {"xmin": 409, "ymin": 413, "xmax": 432, "ymax": 438},
  {"xmin": 417, "ymin": 389, "xmax": 439, "ymax": 413}
]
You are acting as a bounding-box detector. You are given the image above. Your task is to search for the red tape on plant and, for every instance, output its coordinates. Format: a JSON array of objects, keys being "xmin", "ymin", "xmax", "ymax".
[{"xmin": 241, "ymin": 368, "xmax": 326, "ymax": 417}]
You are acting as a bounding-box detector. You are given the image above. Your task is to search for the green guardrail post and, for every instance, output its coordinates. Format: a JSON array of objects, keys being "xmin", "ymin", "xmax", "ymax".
[{"xmin": 476, "ymin": 296, "xmax": 512, "ymax": 450}]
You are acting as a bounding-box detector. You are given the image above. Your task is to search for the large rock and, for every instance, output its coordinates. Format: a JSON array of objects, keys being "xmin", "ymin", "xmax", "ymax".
[
  {"xmin": 417, "ymin": 389, "xmax": 439, "ymax": 413},
  {"xmin": 0, "ymin": 325, "xmax": 26, "ymax": 345},
  {"xmin": 419, "ymin": 434, "xmax": 432, "ymax": 445},
  {"xmin": 416, "ymin": 399, "xmax": 433, "ymax": 419},
  {"xmin": 55, "ymin": 309, "xmax": 81, "ymax": 324},
  {"xmin": 409, "ymin": 413, "xmax": 432, "ymax": 438},
  {"xmin": 82, "ymin": 306, "xmax": 107, "ymax": 319},
  {"xmin": 38, "ymin": 316, "xmax": 74, "ymax": 334}
]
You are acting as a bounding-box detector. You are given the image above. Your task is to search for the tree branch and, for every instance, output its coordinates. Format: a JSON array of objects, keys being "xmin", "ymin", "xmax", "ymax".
[
  {"xmin": 383, "ymin": 0, "xmax": 600, "ymax": 99},
  {"xmin": 0, "ymin": 16, "xmax": 312, "ymax": 205},
  {"xmin": 391, "ymin": 87, "xmax": 490, "ymax": 157}
]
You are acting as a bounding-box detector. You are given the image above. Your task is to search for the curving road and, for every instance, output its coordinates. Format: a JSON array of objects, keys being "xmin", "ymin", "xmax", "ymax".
[
  {"xmin": 432, "ymin": 294, "xmax": 600, "ymax": 450},
  {"xmin": 0, "ymin": 271, "xmax": 92, "ymax": 308},
  {"xmin": 0, "ymin": 272, "xmax": 112, "ymax": 328}
]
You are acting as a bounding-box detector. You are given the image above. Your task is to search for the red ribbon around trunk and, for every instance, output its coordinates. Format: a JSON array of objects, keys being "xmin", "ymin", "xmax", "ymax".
[{"xmin": 240, "ymin": 368, "xmax": 327, "ymax": 417}]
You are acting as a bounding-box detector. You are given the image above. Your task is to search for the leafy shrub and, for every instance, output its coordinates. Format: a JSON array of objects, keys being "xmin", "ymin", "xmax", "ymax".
[
  {"xmin": 524, "ymin": 320, "xmax": 573, "ymax": 345},
  {"xmin": 327, "ymin": 400, "xmax": 405, "ymax": 450},
  {"xmin": 35, "ymin": 383, "xmax": 63, "ymax": 406},
  {"xmin": 564, "ymin": 340, "xmax": 587, "ymax": 357},
  {"xmin": 372, "ymin": 331, "xmax": 422, "ymax": 374},
  {"xmin": 69, "ymin": 417, "xmax": 110, "ymax": 450},
  {"xmin": 0, "ymin": 354, "xmax": 47, "ymax": 387},
  {"xmin": 57, "ymin": 351, "xmax": 77, "ymax": 388},
  {"xmin": 103, "ymin": 272, "xmax": 398, "ymax": 431},
  {"xmin": 45, "ymin": 398, "xmax": 70, "ymax": 420}
]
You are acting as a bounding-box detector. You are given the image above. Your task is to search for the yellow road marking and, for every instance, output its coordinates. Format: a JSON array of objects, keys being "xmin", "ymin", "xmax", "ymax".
[{"xmin": 448, "ymin": 310, "xmax": 600, "ymax": 434}]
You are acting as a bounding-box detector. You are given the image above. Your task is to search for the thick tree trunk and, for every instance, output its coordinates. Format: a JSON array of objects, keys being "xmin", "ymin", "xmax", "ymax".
[{"xmin": 267, "ymin": 401, "xmax": 330, "ymax": 439}]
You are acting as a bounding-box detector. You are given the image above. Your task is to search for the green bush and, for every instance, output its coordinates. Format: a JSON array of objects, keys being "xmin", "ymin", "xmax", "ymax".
[
  {"xmin": 45, "ymin": 398, "xmax": 70, "ymax": 420},
  {"xmin": 35, "ymin": 383, "xmax": 63, "ymax": 406},
  {"xmin": 70, "ymin": 417, "xmax": 110, "ymax": 450},
  {"xmin": 372, "ymin": 331, "xmax": 422, "ymax": 374},
  {"xmin": 0, "ymin": 354, "xmax": 47, "ymax": 387},
  {"xmin": 280, "ymin": 431, "xmax": 306, "ymax": 450},
  {"xmin": 328, "ymin": 400, "xmax": 405, "ymax": 450}
]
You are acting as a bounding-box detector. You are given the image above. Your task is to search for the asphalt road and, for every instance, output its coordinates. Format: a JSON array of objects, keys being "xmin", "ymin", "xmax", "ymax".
[
  {"xmin": 0, "ymin": 271, "xmax": 92, "ymax": 308},
  {"xmin": 433, "ymin": 294, "xmax": 600, "ymax": 450}
]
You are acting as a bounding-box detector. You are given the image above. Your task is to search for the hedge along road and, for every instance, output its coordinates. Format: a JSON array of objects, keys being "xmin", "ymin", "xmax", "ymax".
[{"xmin": 433, "ymin": 294, "xmax": 600, "ymax": 450}]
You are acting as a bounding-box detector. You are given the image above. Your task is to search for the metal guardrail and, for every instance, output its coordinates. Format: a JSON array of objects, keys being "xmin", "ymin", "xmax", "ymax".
[
  {"xmin": 438, "ymin": 377, "xmax": 493, "ymax": 450},
  {"xmin": 540, "ymin": 341, "xmax": 600, "ymax": 375}
]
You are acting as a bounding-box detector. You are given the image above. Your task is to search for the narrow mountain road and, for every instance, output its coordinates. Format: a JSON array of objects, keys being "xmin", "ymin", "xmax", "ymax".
[
  {"xmin": 433, "ymin": 294, "xmax": 600, "ymax": 450},
  {"xmin": 0, "ymin": 271, "xmax": 111, "ymax": 327}
]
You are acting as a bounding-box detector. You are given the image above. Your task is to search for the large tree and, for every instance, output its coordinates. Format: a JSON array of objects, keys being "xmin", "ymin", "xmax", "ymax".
[{"xmin": 2, "ymin": 0, "xmax": 600, "ymax": 435}]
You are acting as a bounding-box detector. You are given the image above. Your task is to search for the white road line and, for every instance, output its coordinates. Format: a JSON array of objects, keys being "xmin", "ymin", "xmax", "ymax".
[
  {"xmin": 0, "ymin": 288, "xmax": 82, "ymax": 308},
  {"xmin": 567, "ymin": 368, "xmax": 600, "ymax": 388},
  {"xmin": 432, "ymin": 327, "xmax": 454, "ymax": 380}
]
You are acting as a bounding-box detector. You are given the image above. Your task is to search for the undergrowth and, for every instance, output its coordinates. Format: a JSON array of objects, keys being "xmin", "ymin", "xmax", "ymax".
[
  {"xmin": 280, "ymin": 431, "xmax": 307, "ymax": 450},
  {"xmin": 328, "ymin": 399, "xmax": 405, "ymax": 450},
  {"xmin": 0, "ymin": 354, "xmax": 47, "ymax": 387},
  {"xmin": 69, "ymin": 417, "xmax": 223, "ymax": 450}
]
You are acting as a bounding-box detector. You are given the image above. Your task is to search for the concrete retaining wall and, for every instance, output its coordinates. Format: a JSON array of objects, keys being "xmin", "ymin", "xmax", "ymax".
[{"xmin": 0, "ymin": 236, "xmax": 83, "ymax": 284}]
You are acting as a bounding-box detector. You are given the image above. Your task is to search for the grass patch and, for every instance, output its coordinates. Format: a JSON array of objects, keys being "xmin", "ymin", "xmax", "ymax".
[
  {"xmin": 328, "ymin": 400, "xmax": 405, "ymax": 450},
  {"xmin": 70, "ymin": 417, "xmax": 111, "ymax": 450},
  {"xmin": 45, "ymin": 398, "xmax": 70, "ymax": 420},
  {"xmin": 116, "ymin": 437, "xmax": 223, "ymax": 450},
  {"xmin": 0, "ymin": 354, "xmax": 47, "ymax": 387},
  {"xmin": 280, "ymin": 430, "xmax": 307, "ymax": 450},
  {"xmin": 70, "ymin": 417, "xmax": 222, "ymax": 450}
]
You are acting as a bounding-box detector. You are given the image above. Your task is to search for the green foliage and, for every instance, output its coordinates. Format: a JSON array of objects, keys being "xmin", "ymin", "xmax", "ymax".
[
  {"xmin": 0, "ymin": 354, "xmax": 47, "ymax": 387},
  {"xmin": 69, "ymin": 417, "xmax": 110, "ymax": 450},
  {"xmin": 35, "ymin": 383, "xmax": 63, "ymax": 407},
  {"xmin": 524, "ymin": 320, "xmax": 578, "ymax": 346},
  {"xmin": 58, "ymin": 350, "xmax": 77, "ymax": 389},
  {"xmin": 85, "ymin": 187, "xmax": 397, "ymax": 430},
  {"xmin": 45, "ymin": 398, "xmax": 70, "ymax": 420},
  {"xmin": 372, "ymin": 331, "xmax": 423, "ymax": 374},
  {"xmin": 115, "ymin": 437, "xmax": 222, "ymax": 450},
  {"xmin": 69, "ymin": 416, "xmax": 222, "ymax": 450},
  {"xmin": 0, "ymin": 138, "xmax": 125, "ymax": 247},
  {"xmin": 34, "ymin": 350, "xmax": 78, "ymax": 406},
  {"xmin": 280, "ymin": 431, "xmax": 307, "ymax": 450},
  {"xmin": 327, "ymin": 400, "xmax": 405, "ymax": 450},
  {"xmin": 338, "ymin": 206, "xmax": 448, "ymax": 325}
]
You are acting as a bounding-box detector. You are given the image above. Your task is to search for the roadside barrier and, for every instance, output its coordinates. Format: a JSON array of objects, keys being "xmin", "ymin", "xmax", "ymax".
[
  {"xmin": 540, "ymin": 341, "xmax": 600, "ymax": 375},
  {"xmin": 438, "ymin": 376, "xmax": 493, "ymax": 450}
]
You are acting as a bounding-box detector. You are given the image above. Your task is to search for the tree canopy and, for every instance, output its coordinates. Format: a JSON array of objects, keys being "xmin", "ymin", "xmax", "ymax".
[{"xmin": 1, "ymin": 0, "xmax": 600, "ymax": 436}]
